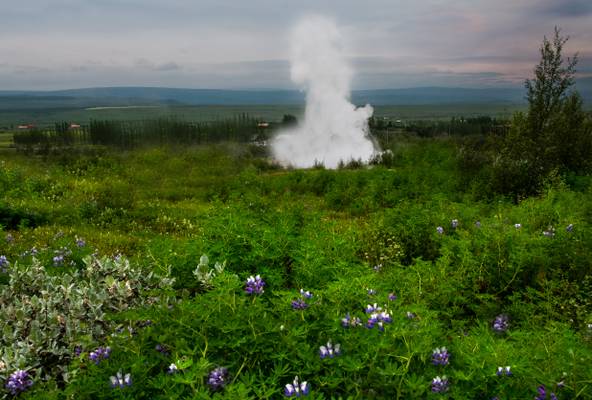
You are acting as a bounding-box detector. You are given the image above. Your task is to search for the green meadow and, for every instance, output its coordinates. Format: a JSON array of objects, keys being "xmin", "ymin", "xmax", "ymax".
[{"xmin": 1, "ymin": 128, "xmax": 591, "ymax": 398}]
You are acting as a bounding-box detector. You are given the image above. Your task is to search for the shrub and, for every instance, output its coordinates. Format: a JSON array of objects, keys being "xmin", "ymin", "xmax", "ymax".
[{"xmin": 0, "ymin": 255, "xmax": 174, "ymax": 390}]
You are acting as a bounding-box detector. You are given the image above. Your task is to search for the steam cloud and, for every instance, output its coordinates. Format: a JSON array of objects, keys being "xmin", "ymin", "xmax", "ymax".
[{"xmin": 272, "ymin": 16, "xmax": 378, "ymax": 169}]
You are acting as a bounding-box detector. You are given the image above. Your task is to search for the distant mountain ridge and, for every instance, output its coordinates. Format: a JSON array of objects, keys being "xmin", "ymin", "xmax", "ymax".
[{"xmin": 1, "ymin": 78, "xmax": 591, "ymax": 109}]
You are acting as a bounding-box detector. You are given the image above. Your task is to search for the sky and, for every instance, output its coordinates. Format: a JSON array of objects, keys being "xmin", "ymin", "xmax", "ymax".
[{"xmin": 0, "ymin": 0, "xmax": 591, "ymax": 90}]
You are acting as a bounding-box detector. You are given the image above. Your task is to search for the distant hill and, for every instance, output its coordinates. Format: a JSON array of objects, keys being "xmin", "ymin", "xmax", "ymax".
[{"xmin": 1, "ymin": 78, "xmax": 591, "ymax": 110}]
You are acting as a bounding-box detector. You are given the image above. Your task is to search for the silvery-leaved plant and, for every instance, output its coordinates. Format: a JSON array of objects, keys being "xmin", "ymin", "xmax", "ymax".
[
  {"xmin": 193, "ymin": 255, "xmax": 226, "ymax": 288},
  {"xmin": 0, "ymin": 254, "xmax": 174, "ymax": 393}
]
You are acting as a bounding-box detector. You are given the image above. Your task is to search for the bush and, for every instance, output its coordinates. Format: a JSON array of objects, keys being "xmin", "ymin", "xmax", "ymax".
[{"xmin": 0, "ymin": 255, "xmax": 174, "ymax": 389}]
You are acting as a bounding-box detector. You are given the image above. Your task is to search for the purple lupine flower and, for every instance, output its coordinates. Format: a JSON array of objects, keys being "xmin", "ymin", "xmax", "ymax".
[
  {"xmin": 284, "ymin": 376, "xmax": 309, "ymax": 397},
  {"xmin": 534, "ymin": 385, "xmax": 559, "ymax": 400},
  {"xmin": 365, "ymin": 303, "xmax": 381, "ymax": 313},
  {"xmin": 436, "ymin": 226, "xmax": 444, "ymax": 235},
  {"xmin": 208, "ymin": 367, "xmax": 228, "ymax": 391},
  {"xmin": 245, "ymin": 275, "xmax": 265, "ymax": 295},
  {"xmin": 432, "ymin": 347, "xmax": 450, "ymax": 366},
  {"xmin": 299, "ymin": 289, "xmax": 313, "ymax": 299},
  {"xmin": 341, "ymin": 313, "xmax": 362, "ymax": 328},
  {"xmin": 155, "ymin": 344, "xmax": 169, "ymax": 355},
  {"xmin": 377, "ymin": 311, "xmax": 392, "ymax": 323},
  {"xmin": 30, "ymin": 247, "xmax": 38, "ymax": 256},
  {"xmin": 0, "ymin": 255, "xmax": 9, "ymax": 273},
  {"xmin": 367, "ymin": 311, "xmax": 392, "ymax": 330},
  {"xmin": 538, "ymin": 390, "xmax": 557, "ymax": 400},
  {"xmin": 557, "ymin": 381, "xmax": 565, "ymax": 389},
  {"xmin": 406, "ymin": 311, "xmax": 416, "ymax": 319},
  {"xmin": 5, "ymin": 370, "xmax": 33, "ymax": 395},
  {"xmin": 167, "ymin": 363, "xmax": 178, "ymax": 374},
  {"xmin": 514, "ymin": 223, "xmax": 522, "ymax": 229},
  {"xmin": 319, "ymin": 341, "xmax": 341, "ymax": 359},
  {"xmin": 475, "ymin": 221, "xmax": 482, "ymax": 228},
  {"xmin": 367, "ymin": 288, "xmax": 377, "ymax": 296},
  {"xmin": 366, "ymin": 313, "xmax": 383, "ymax": 330},
  {"xmin": 451, "ymin": 219, "xmax": 459, "ymax": 229},
  {"xmin": 74, "ymin": 345, "xmax": 83, "ymax": 357},
  {"xmin": 53, "ymin": 255, "xmax": 64, "ymax": 267},
  {"xmin": 110, "ymin": 371, "xmax": 132, "ymax": 388},
  {"xmin": 493, "ymin": 314, "xmax": 509, "ymax": 333},
  {"xmin": 431, "ymin": 376, "xmax": 449, "ymax": 393},
  {"xmin": 566, "ymin": 224, "xmax": 574, "ymax": 233},
  {"xmin": 76, "ymin": 237, "xmax": 86, "ymax": 247},
  {"xmin": 496, "ymin": 366, "xmax": 511, "ymax": 376},
  {"xmin": 388, "ymin": 292, "xmax": 397, "ymax": 301},
  {"xmin": 291, "ymin": 299, "xmax": 308, "ymax": 310},
  {"xmin": 137, "ymin": 320, "xmax": 153, "ymax": 328},
  {"xmin": 89, "ymin": 346, "xmax": 111, "ymax": 364}
]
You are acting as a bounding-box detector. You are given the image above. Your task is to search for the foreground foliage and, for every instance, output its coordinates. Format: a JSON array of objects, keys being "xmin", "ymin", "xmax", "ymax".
[{"xmin": 0, "ymin": 137, "xmax": 590, "ymax": 398}]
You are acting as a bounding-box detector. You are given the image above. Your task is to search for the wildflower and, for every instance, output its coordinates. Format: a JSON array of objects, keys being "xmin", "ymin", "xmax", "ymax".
[
  {"xmin": 319, "ymin": 341, "xmax": 341, "ymax": 359},
  {"xmin": 110, "ymin": 371, "xmax": 132, "ymax": 388},
  {"xmin": 167, "ymin": 363, "xmax": 178, "ymax": 374},
  {"xmin": 155, "ymin": 344, "xmax": 169, "ymax": 354},
  {"xmin": 6, "ymin": 233, "xmax": 14, "ymax": 243},
  {"xmin": 367, "ymin": 311, "xmax": 392, "ymax": 330},
  {"xmin": 377, "ymin": 311, "xmax": 392, "ymax": 323},
  {"xmin": 291, "ymin": 299, "xmax": 308, "ymax": 310},
  {"xmin": 451, "ymin": 219, "xmax": 459, "ymax": 229},
  {"xmin": 245, "ymin": 275, "xmax": 265, "ymax": 295},
  {"xmin": 432, "ymin": 347, "xmax": 450, "ymax": 366},
  {"xmin": 475, "ymin": 221, "xmax": 482, "ymax": 228},
  {"xmin": 0, "ymin": 255, "xmax": 9, "ymax": 273},
  {"xmin": 30, "ymin": 247, "xmax": 38, "ymax": 256},
  {"xmin": 5, "ymin": 370, "xmax": 33, "ymax": 395},
  {"xmin": 365, "ymin": 303, "xmax": 381, "ymax": 313},
  {"xmin": 388, "ymin": 292, "xmax": 397, "ymax": 301},
  {"xmin": 496, "ymin": 366, "xmax": 511, "ymax": 376},
  {"xmin": 406, "ymin": 311, "xmax": 416, "ymax": 319},
  {"xmin": 534, "ymin": 384, "xmax": 558, "ymax": 400},
  {"xmin": 76, "ymin": 237, "xmax": 86, "ymax": 247},
  {"xmin": 543, "ymin": 227, "xmax": 555, "ymax": 237},
  {"xmin": 53, "ymin": 254, "xmax": 64, "ymax": 267},
  {"xmin": 367, "ymin": 288, "xmax": 377, "ymax": 296},
  {"xmin": 493, "ymin": 314, "xmax": 509, "ymax": 333},
  {"xmin": 436, "ymin": 226, "xmax": 444, "ymax": 235},
  {"xmin": 299, "ymin": 289, "xmax": 313, "ymax": 299},
  {"xmin": 74, "ymin": 346, "xmax": 83, "ymax": 357},
  {"xmin": 89, "ymin": 346, "xmax": 111, "ymax": 364},
  {"xmin": 566, "ymin": 224, "xmax": 574, "ymax": 233},
  {"xmin": 514, "ymin": 223, "xmax": 522, "ymax": 229},
  {"xmin": 208, "ymin": 367, "xmax": 228, "ymax": 391},
  {"xmin": 341, "ymin": 313, "xmax": 362, "ymax": 328},
  {"xmin": 431, "ymin": 376, "xmax": 449, "ymax": 393},
  {"xmin": 373, "ymin": 264, "xmax": 382, "ymax": 272},
  {"xmin": 284, "ymin": 376, "xmax": 309, "ymax": 397}
]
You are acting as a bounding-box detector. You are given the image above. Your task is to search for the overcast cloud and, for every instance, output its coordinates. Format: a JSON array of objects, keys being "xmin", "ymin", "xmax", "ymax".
[{"xmin": 0, "ymin": 0, "xmax": 590, "ymax": 90}]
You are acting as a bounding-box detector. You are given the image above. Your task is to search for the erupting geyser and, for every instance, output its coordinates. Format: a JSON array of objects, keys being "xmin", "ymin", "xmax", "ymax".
[{"xmin": 272, "ymin": 16, "xmax": 378, "ymax": 169}]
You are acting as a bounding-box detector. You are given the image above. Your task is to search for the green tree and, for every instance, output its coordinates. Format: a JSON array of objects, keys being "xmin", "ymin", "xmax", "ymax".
[{"xmin": 491, "ymin": 27, "xmax": 592, "ymax": 198}]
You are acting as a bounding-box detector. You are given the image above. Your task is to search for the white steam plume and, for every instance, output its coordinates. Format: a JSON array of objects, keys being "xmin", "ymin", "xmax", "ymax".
[{"xmin": 272, "ymin": 16, "xmax": 378, "ymax": 169}]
